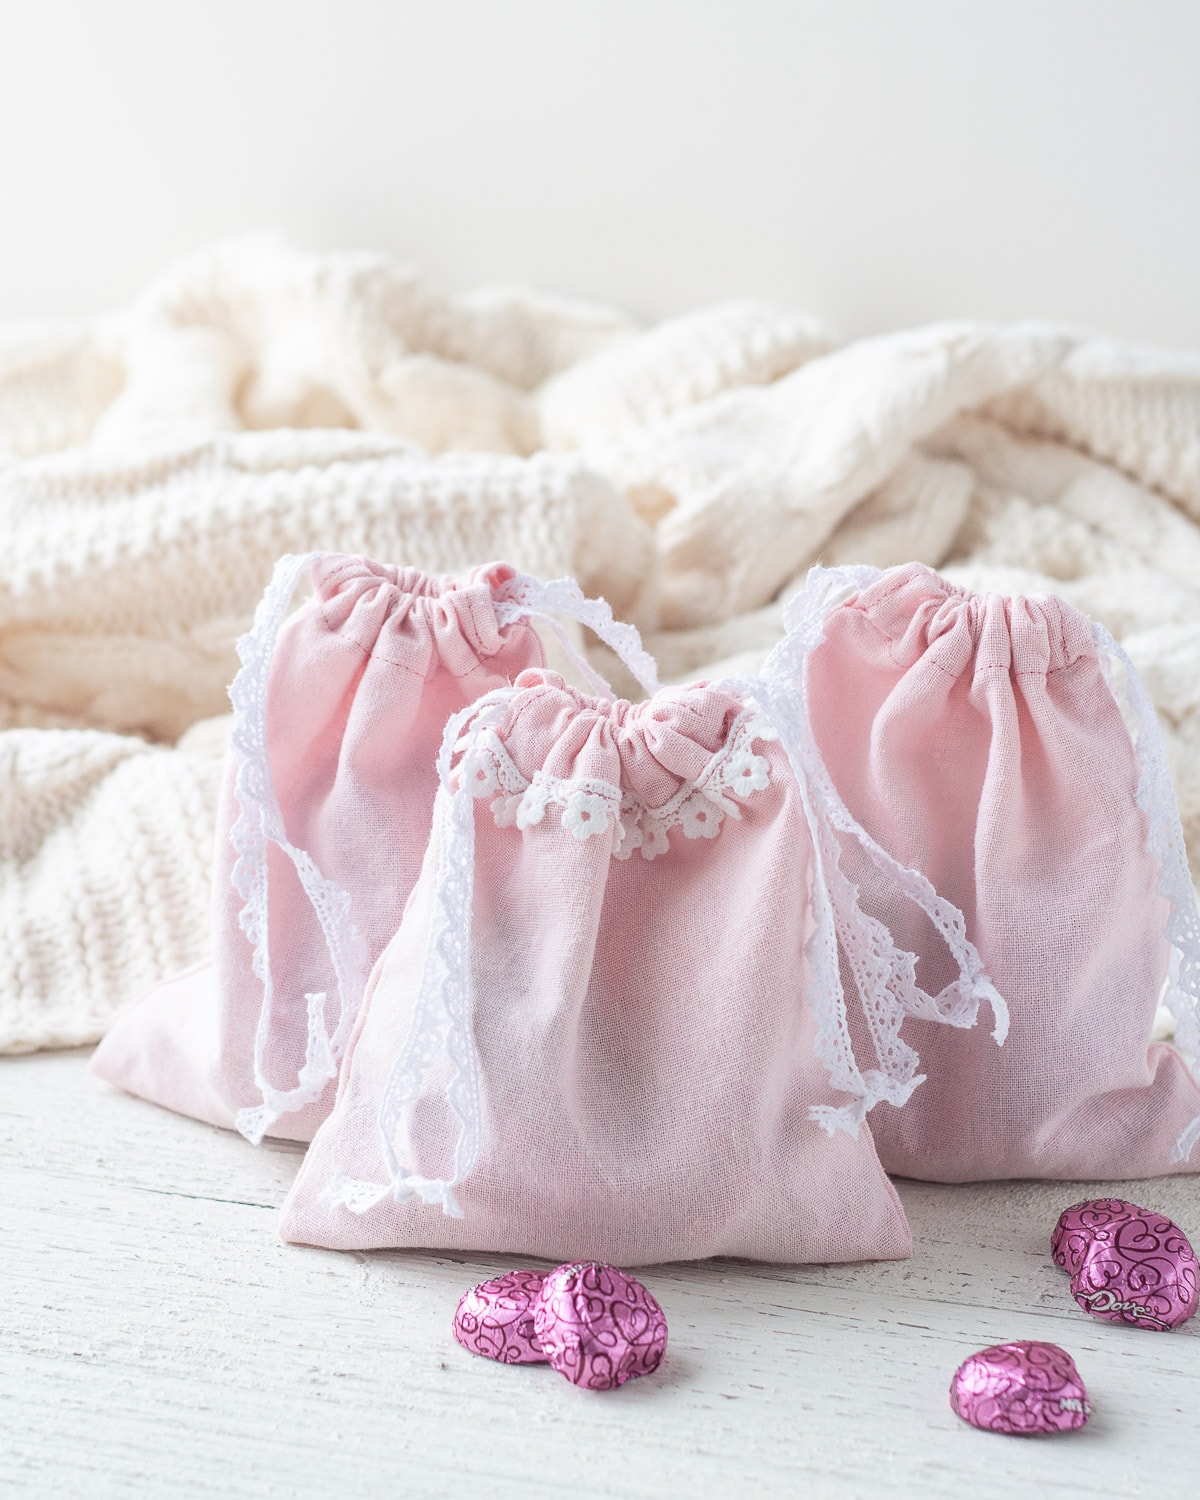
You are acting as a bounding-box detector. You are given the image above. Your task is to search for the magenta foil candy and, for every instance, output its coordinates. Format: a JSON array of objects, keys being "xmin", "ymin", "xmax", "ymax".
[
  {"xmin": 533, "ymin": 1263, "xmax": 668, "ymax": 1390},
  {"xmin": 950, "ymin": 1342, "xmax": 1090, "ymax": 1435},
  {"xmin": 1050, "ymin": 1198, "xmax": 1198, "ymax": 1331},
  {"xmin": 1069, "ymin": 1209, "xmax": 1198, "ymax": 1331},
  {"xmin": 453, "ymin": 1270, "xmax": 547, "ymax": 1363}
]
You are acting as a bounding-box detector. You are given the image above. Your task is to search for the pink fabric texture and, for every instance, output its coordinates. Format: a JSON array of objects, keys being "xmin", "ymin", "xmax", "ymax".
[
  {"xmin": 804, "ymin": 562, "xmax": 1200, "ymax": 1181},
  {"xmin": 92, "ymin": 555, "xmax": 544, "ymax": 1141},
  {"xmin": 280, "ymin": 669, "xmax": 914, "ymax": 1266}
]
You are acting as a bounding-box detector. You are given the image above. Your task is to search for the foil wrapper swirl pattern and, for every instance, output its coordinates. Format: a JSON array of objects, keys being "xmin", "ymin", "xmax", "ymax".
[
  {"xmin": 453, "ymin": 1270, "xmax": 548, "ymax": 1363},
  {"xmin": 533, "ymin": 1263, "xmax": 668, "ymax": 1390},
  {"xmin": 1068, "ymin": 1208, "xmax": 1198, "ymax": 1331},
  {"xmin": 950, "ymin": 1341, "xmax": 1090, "ymax": 1435},
  {"xmin": 1051, "ymin": 1198, "xmax": 1143, "ymax": 1275}
]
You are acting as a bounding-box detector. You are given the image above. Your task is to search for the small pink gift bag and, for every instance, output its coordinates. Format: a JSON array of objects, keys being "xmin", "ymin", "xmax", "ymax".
[
  {"xmin": 93, "ymin": 553, "xmax": 656, "ymax": 1143},
  {"xmin": 800, "ymin": 561, "xmax": 1200, "ymax": 1181},
  {"xmin": 279, "ymin": 626, "xmax": 999, "ymax": 1263}
]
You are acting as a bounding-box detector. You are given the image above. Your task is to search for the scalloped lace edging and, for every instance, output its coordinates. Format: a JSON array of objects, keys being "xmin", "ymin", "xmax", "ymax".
[
  {"xmin": 743, "ymin": 562, "xmax": 1007, "ymax": 1139},
  {"xmin": 227, "ymin": 551, "xmax": 370, "ymax": 1144},
  {"xmin": 324, "ymin": 688, "xmax": 517, "ymax": 1219},
  {"xmin": 493, "ymin": 572, "xmax": 660, "ymax": 700}
]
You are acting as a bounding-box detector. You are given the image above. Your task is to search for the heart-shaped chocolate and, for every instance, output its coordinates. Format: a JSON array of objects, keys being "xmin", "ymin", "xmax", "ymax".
[
  {"xmin": 533, "ymin": 1262, "xmax": 667, "ymax": 1390},
  {"xmin": 1069, "ymin": 1209, "xmax": 1198, "ymax": 1331},
  {"xmin": 453, "ymin": 1269, "xmax": 548, "ymax": 1363},
  {"xmin": 951, "ymin": 1341, "xmax": 1090, "ymax": 1435}
]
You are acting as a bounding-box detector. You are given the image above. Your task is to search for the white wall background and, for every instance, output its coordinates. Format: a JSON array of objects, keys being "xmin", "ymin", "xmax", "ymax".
[{"xmin": 1, "ymin": 0, "xmax": 1198, "ymax": 345}]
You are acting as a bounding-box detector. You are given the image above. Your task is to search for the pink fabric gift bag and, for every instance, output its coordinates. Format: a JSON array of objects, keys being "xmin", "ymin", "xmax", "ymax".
[
  {"xmin": 93, "ymin": 553, "xmax": 655, "ymax": 1143},
  {"xmin": 279, "ymin": 627, "xmax": 1000, "ymax": 1264},
  {"xmin": 799, "ymin": 561, "xmax": 1200, "ymax": 1182}
]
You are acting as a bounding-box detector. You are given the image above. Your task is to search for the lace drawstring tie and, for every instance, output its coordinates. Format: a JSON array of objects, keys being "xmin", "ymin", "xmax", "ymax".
[
  {"xmin": 493, "ymin": 572, "xmax": 660, "ymax": 701},
  {"xmin": 736, "ymin": 563, "xmax": 1007, "ymax": 1137},
  {"xmin": 323, "ymin": 689, "xmax": 515, "ymax": 1217},
  {"xmin": 230, "ymin": 551, "xmax": 369, "ymax": 1144}
]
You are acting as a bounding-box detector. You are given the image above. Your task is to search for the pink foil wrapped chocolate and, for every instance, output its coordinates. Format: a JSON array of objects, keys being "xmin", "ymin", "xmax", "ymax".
[
  {"xmin": 533, "ymin": 1263, "xmax": 667, "ymax": 1390},
  {"xmin": 950, "ymin": 1341, "xmax": 1090, "ymax": 1436},
  {"xmin": 1051, "ymin": 1198, "xmax": 1142, "ymax": 1275},
  {"xmin": 453, "ymin": 1270, "xmax": 547, "ymax": 1363},
  {"xmin": 1069, "ymin": 1208, "xmax": 1198, "ymax": 1331}
]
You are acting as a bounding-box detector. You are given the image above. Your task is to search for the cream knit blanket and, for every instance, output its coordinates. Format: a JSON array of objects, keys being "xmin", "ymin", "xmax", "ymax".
[{"xmin": 4, "ymin": 237, "xmax": 1200, "ymax": 1053}]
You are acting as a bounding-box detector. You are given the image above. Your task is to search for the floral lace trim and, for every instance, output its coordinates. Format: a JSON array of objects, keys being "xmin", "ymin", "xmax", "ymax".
[
  {"xmin": 1092, "ymin": 622, "xmax": 1200, "ymax": 1163},
  {"xmin": 460, "ymin": 710, "xmax": 776, "ymax": 860}
]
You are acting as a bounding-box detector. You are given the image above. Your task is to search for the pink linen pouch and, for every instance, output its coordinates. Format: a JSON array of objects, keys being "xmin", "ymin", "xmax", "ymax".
[
  {"xmin": 93, "ymin": 554, "xmax": 654, "ymax": 1143},
  {"xmin": 280, "ymin": 649, "xmax": 1000, "ymax": 1265},
  {"xmin": 801, "ymin": 561, "xmax": 1200, "ymax": 1181}
]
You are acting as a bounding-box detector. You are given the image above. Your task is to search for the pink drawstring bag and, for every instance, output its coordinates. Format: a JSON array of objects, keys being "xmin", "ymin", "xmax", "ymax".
[
  {"xmin": 799, "ymin": 561, "xmax": 1200, "ymax": 1182},
  {"xmin": 279, "ymin": 622, "xmax": 1000, "ymax": 1264},
  {"xmin": 93, "ymin": 553, "xmax": 654, "ymax": 1143}
]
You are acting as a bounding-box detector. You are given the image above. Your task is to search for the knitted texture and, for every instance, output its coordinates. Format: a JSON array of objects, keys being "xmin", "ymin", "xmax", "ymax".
[
  {"xmin": 0, "ymin": 725, "xmax": 222, "ymax": 1052},
  {"xmin": 3, "ymin": 235, "xmax": 1200, "ymax": 1052}
]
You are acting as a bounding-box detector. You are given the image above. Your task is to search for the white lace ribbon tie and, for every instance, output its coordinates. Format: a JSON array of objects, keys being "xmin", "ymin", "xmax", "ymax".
[
  {"xmin": 229, "ymin": 551, "xmax": 369, "ymax": 1145},
  {"xmin": 493, "ymin": 572, "xmax": 660, "ymax": 700},
  {"xmin": 726, "ymin": 562, "xmax": 1008, "ymax": 1138}
]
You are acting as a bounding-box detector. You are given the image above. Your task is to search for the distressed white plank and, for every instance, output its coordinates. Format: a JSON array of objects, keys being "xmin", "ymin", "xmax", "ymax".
[{"xmin": 2, "ymin": 1051, "xmax": 1198, "ymax": 1499}]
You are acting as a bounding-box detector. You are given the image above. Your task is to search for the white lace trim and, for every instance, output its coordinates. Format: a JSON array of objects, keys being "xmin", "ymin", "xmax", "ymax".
[
  {"xmin": 1092, "ymin": 622, "xmax": 1200, "ymax": 1163},
  {"xmin": 323, "ymin": 688, "xmax": 517, "ymax": 1219},
  {"xmin": 493, "ymin": 573, "xmax": 660, "ymax": 700},
  {"xmin": 734, "ymin": 562, "xmax": 1007, "ymax": 1138},
  {"xmin": 462, "ymin": 709, "xmax": 775, "ymax": 860},
  {"xmin": 228, "ymin": 551, "xmax": 370, "ymax": 1144}
]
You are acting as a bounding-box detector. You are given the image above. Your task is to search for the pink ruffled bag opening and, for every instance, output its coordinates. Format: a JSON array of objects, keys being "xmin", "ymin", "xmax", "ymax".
[
  {"xmin": 93, "ymin": 553, "xmax": 658, "ymax": 1143},
  {"xmin": 801, "ymin": 561, "xmax": 1200, "ymax": 1181}
]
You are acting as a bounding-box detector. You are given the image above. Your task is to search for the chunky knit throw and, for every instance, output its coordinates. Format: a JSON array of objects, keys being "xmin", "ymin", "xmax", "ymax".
[{"xmin": 3, "ymin": 236, "xmax": 1199, "ymax": 1052}]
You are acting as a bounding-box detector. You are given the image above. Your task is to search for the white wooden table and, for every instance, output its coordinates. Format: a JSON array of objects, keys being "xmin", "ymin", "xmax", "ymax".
[{"xmin": 3, "ymin": 1050, "xmax": 1198, "ymax": 1499}]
